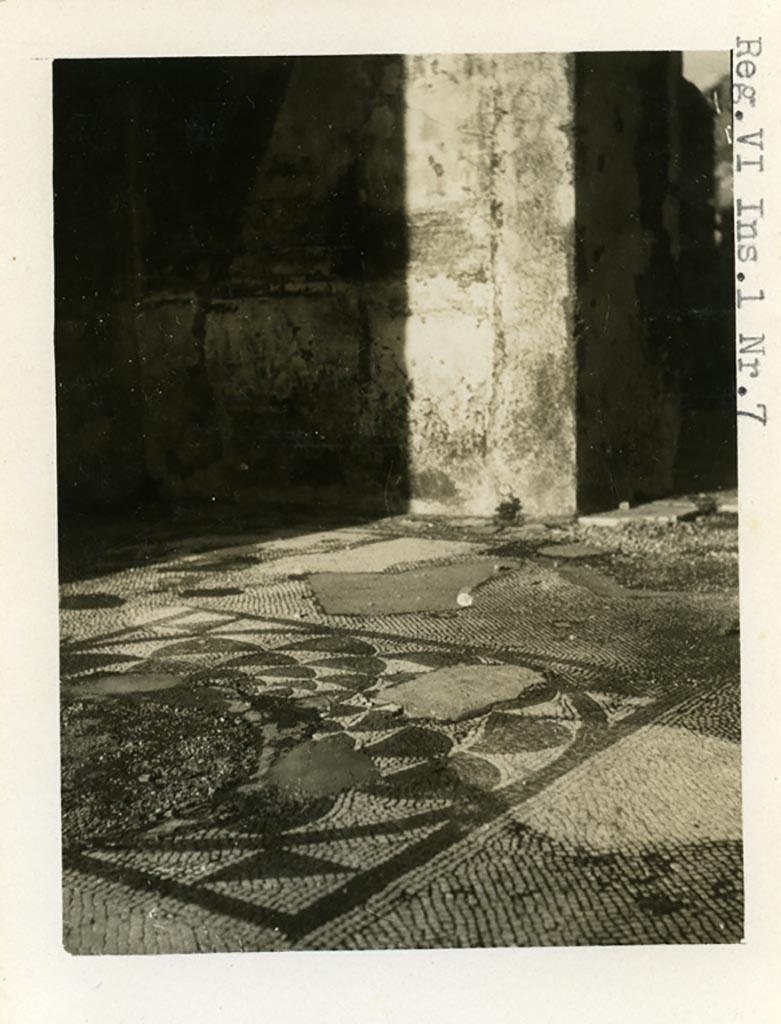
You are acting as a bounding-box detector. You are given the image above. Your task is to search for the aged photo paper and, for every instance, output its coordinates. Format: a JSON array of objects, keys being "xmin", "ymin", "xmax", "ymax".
[{"xmin": 1, "ymin": 0, "xmax": 779, "ymax": 1022}]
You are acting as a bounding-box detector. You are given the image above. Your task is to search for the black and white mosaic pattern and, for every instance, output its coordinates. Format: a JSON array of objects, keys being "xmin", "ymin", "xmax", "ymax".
[{"xmin": 59, "ymin": 522, "xmax": 742, "ymax": 953}]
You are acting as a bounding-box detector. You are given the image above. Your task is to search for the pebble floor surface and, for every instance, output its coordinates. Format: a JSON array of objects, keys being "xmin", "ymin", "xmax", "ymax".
[{"xmin": 59, "ymin": 510, "xmax": 742, "ymax": 954}]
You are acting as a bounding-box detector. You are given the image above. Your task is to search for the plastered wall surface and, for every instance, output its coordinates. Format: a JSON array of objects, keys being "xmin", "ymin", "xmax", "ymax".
[{"xmin": 402, "ymin": 54, "xmax": 577, "ymax": 515}]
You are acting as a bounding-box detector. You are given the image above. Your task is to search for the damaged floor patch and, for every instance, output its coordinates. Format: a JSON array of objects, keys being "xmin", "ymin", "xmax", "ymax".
[
  {"xmin": 373, "ymin": 664, "xmax": 546, "ymax": 722},
  {"xmin": 67, "ymin": 673, "xmax": 183, "ymax": 696},
  {"xmin": 268, "ymin": 734, "xmax": 379, "ymax": 796},
  {"xmin": 60, "ymin": 593, "xmax": 126, "ymax": 610},
  {"xmin": 309, "ymin": 559, "xmax": 499, "ymax": 615}
]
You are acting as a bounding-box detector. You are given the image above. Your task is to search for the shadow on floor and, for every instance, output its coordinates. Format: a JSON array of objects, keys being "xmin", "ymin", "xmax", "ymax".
[{"xmin": 58, "ymin": 499, "xmax": 378, "ymax": 584}]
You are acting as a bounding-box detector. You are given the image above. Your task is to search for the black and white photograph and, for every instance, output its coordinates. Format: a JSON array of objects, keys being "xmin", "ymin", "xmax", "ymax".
[
  {"xmin": 52, "ymin": 48, "xmax": 744, "ymax": 955},
  {"xmin": 5, "ymin": 2, "xmax": 781, "ymax": 1021}
]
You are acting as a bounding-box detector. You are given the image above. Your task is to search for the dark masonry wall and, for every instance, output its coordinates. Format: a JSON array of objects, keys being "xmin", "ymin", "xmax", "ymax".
[
  {"xmin": 573, "ymin": 52, "xmax": 735, "ymax": 510},
  {"xmin": 673, "ymin": 73, "xmax": 737, "ymax": 493},
  {"xmin": 54, "ymin": 56, "xmax": 408, "ymax": 513},
  {"xmin": 574, "ymin": 53, "xmax": 683, "ymax": 512}
]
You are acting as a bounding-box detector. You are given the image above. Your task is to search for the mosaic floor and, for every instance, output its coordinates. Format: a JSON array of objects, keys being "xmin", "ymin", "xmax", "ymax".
[{"xmin": 59, "ymin": 516, "xmax": 743, "ymax": 953}]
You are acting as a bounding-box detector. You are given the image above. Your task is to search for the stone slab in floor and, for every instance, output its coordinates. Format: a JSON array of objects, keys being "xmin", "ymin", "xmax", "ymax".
[
  {"xmin": 253, "ymin": 536, "xmax": 482, "ymax": 578},
  {"xmin": 538, "ymin": 543, "xmax": 605, "ymax": 559},
  {"xmin": 579, "ymin": 498, "xmax": 701, "ymax": 528},
  {"xmin": 555, "ymin": 564, "xmax": 668, "ymax": 600},
  {"xmin": 715, "ymin": 490, "xmax": 738, "ymax": 514},
  {"xmin": 308, "ymin": 559, "xmax": 498, "ymax": 615},
  {"xmin": 373, "ymin": 663, "xmax": 546, "ymax": 721}
]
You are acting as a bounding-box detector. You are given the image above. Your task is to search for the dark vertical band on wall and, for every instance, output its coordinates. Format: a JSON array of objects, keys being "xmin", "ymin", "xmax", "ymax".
[{"xmin": 574, "ymin": 54, "xmax": 679, "ymax": 512}]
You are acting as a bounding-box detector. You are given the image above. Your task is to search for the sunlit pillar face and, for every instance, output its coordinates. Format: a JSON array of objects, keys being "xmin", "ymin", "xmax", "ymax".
[{"xmin": 401, "ymin": 54, "xmax": 578, "ymax": 516}]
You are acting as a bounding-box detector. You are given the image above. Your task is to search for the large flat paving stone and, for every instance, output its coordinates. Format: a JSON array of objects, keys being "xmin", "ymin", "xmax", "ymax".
[
  {"xmin": 255, "ymin": 537, "xmax": 482, "ymax": 578},
  {"xmin": 715, "ymin": 489, "xmax": 738, "ymax": 514},
  {"xmin": 309, "ymin": 559, "xmax": 498, "ymax": 615},
  {"xmin": 578, "ymin": 498, "xmax": 700, "ymax": 528},
  {"xmin": 373, "ymin": 663, "xmax": 546, "ymax": 722},
  {"xmin": 538, "ymin": 543, "xmax": 605, "ymax": 559}
]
